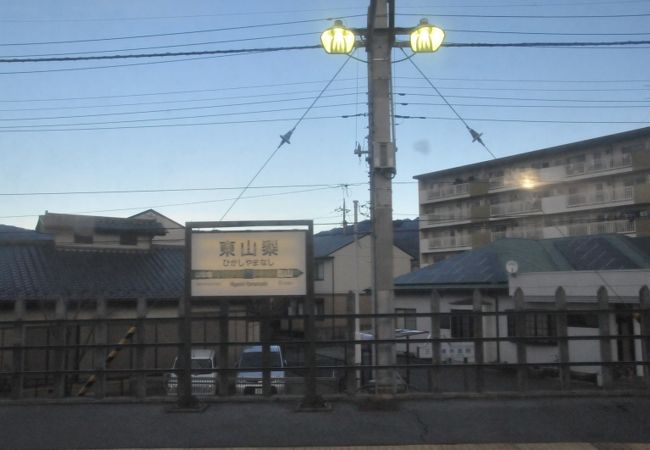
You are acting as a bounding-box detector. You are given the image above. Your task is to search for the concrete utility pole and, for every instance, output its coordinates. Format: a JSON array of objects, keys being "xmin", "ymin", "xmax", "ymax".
[{"xmin": 367, "ymin": 0, "xmax": 397, "ymax": 393}]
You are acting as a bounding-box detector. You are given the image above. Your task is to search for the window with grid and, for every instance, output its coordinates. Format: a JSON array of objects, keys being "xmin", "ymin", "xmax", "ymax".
[{"xmin": 450, "ymin": 309, "xmax": 474, "ymax": 338}]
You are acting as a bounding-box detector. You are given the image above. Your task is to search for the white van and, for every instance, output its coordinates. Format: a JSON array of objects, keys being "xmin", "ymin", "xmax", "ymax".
[
  {"xmin": 235, "ymin": 345, "xmax": 286, "ymax": 395},
  {"xmin": 166, "ymin": 349, "xmax": 218, "ymax": 396}
]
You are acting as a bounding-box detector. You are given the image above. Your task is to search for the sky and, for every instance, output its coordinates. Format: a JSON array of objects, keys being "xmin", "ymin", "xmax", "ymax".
[{"xmin": 1, "ymin": 0, "xmax": 649, "ymax": 233}]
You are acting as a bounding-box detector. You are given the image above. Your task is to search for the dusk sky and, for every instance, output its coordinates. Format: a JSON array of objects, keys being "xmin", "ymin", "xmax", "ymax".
[{"xmin": 1, "ymin": 0, "xmax": 649, "ymax": 232}]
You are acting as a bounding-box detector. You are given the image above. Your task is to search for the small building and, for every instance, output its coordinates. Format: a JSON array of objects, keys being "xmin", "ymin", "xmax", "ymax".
[
  {"xmin": 394, "ymin": 234, "xmax": 650, "ymax": 382},
  {"xmin": 0, "ymin": 213, "xmax": 256, "ymax": 384},
  {"xmin": 283, "ymin": 219, "xmax": 419, "ymax": 338}
]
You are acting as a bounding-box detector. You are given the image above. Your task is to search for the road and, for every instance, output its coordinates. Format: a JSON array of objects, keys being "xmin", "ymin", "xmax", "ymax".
[{"xmin": 0, "ymin": 396, "xmax": 649, "ymax": 449}]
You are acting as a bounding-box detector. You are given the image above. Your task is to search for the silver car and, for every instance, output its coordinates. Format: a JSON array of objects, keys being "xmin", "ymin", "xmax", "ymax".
[
  {"xmin": 235, "ymin": 345, "xmax": 286, "ymax": 395},
  {"xmin": 166, "ymin": 349, "xmax": 218, "ymax": 396}
]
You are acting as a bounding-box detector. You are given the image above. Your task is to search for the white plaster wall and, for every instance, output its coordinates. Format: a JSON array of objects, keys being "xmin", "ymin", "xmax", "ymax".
[{"xmin": 509, "ymin": 270, "xmax": 650, "ymax": 301}]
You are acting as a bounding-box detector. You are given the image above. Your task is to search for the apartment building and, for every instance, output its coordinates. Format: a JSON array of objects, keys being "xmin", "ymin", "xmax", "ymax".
[{"xmin": 416, "ymin": 127, "xmax": 650, "ymax": 266}]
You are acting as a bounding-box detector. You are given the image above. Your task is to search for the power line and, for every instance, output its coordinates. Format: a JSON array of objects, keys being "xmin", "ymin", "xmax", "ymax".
[
  {"xmin": 0, "ymin": 32, "xmax": 321, "ymax": 59},
  {"xmin": 398, "ymin": 92, "xmax": 650, "ymax": 103},
  {"xmin": 0, "ymin": 45, "xmax": 321, "ymax": 63},
  {"xmin": 0, "ymin": 182, "xmax": 367, "ymax": 197},
  {"xmin": 0, "ymin": 16, "xmax": 363, "ymax": 47},
  {"xmin": 0, "ymin": 102, "xmax": 359, "ymax": 129},
  {"xmin": 398, "ymin": 12, "xmax": 650, "ymax": 19},
  {"xmin": 0, "ymin": 79, "xmax": 363, "ymax": 103},
  {"xmin": 218, "ymin": 55, "xmax": 352, "ymax": 221},
  {"xmin": 0, "ymin": 114, "xmax": 365, "ymax": 133},
  {"xmin": 0, "ymin": 88, "xmax": 360, "ymax": 113},
  {"xmin": 443, "ymin": 40, "xmax": 650, "ymax": 48},
  {"xmin": 402, "ymin": 48, "xmax": 497, "ymax": 159},
  {"xmin": 0, "ymin": 185, "xmax": 349, "ymax": 220},
  {"xmin": 396, "ymin": 115, "xmax": 650, "ymax": 124},
  {"xmin": 0, "ymin": 93, "xmax": 358, "ymax": 122},
  {"xmin": 0, "ymin": 9, "xmax": 364, "ymax": 23},
  {"xmin": 2, "ymin": 40, "xmax": 650, "ymax": 64}
]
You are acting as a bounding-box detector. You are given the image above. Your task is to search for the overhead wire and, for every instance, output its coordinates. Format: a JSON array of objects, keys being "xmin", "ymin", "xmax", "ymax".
[
  {"xmin": 400, "ymin": 48, "xmax": 497, "ymax": 159},
  {"xmin": 0, "ymin": 16, "xmax": 364, "ymax": 47},
  {"xmin": 218, "ymin": 55, "xmax": 353, "ymax": 221}
]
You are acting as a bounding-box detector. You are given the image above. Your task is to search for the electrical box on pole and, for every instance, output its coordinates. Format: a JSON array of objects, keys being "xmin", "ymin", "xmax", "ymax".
[{"xmin": 373, "ymin": 141, "xmax": 396, "ymax": 172}]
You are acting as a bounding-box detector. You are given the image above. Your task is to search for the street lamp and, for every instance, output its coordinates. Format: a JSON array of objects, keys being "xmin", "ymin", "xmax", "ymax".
[
  {"xmin": 409, "ymin": 18, "xmax": 445, "ymax": 53},
  {"xmin": 320, "ymin": 7, "xmax": 445, "ymax": 396},
  {"xmin": 320, "ymin": 20, "xmax": 356, "ymax": 54}
]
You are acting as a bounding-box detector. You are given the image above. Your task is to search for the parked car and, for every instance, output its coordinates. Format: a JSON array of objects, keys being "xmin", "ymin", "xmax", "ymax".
[
  {"xmin": 166, "ymin": 348, "xmax": 218, "ymax": 396},
  {"xmin": 235, "ymin": 345, "xmax": 286, "ymax": 395}
]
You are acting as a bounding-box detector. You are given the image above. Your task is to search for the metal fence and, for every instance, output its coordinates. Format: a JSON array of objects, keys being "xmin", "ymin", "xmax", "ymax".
[{"xmin": 0, "ymin": 291, "xmax": 649, "ymax": 403}]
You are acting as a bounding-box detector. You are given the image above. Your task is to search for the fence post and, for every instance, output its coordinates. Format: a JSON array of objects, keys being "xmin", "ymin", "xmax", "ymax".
[
  {"xmin": 514, "ymin": 288, "xmax": 528, "ymax": 391},
  {"xmin": 94, "ymin": 298, "xmax": 107, "ymax": 398},
  {"xmin": 11, "ymin": 297, "xmax": 25, "ymax": 400},
  {"xmin": 598, "ymin": 286, "xmax": 613, "ymax": 388},
  {"xmin": 639, "ymin": 286, "xmax": 650, "ymax": 386},
  {"xmin": 177, "ymin": 296, "xmax": 196, "ymax": 408},
  {"xmin": 135, "ymin": 298, "xmax": 147, "ymax": 399},
  {"xmin": 345, "ymin": 291, "xmax": 356, "ymax": 394},
  {"xmin": 52, "ymin": 297, "xmax": 67, "ymax": 398},
  {"xmin": 555, "ymin": 287, "xmax": 570, "ymax": 389},
  {"xmin": 472, "ymin": 289, "xmax": 484, "ymax": 393},
  {"xmin": 429, "ymin": 290, "xmax": 441, "ymax": 393},
  {"xmin": 260, "ymin": 300, "xmax": 271, "ymax": 397},
  {"xmin": 219, "ymin": 299, "xmax": 230, "ymax": 397}
]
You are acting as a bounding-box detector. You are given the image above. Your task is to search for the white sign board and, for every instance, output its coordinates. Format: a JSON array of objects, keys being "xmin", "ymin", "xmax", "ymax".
[{"xmin": 191, "ymin": 230, "xmax": 307, "ymax": 297}]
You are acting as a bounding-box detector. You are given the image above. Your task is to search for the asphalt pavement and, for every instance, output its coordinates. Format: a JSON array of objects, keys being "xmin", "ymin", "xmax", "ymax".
[{"xmin": 1, "ymin": 395, "xmax": 649, "ymax": 449}]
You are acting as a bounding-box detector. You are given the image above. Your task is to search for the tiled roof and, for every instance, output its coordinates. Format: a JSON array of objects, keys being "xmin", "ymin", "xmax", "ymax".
[
  {"xmin": 395, "ymin": 234, "xmax": 650, "ymax": 288},
  {"xmin": 314, "ymin": 219, "xmax": 419, "ymax": 259},
  {"xmin": 0, "ymin": 225, "xmax": 53, "ymax": 244},
  {"xmin": 37, "ymin": 212, "xmax": 167, "ymax": 236},
  {"xmin": 0, "ymin": 243, "xmax": 184, "ymax": 300}
]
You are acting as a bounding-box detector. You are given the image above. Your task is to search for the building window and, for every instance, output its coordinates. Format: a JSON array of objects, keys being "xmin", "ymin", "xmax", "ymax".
[
  {"xmin": 120, "ymin": 233, "xmax": 138, "ymax": 246},
  {"xmin": 450, "ymin": 309, "xmax": 474, "ymax": 338},
  {"xmin": 314, "ymin": 262, "xmax": 325, "ymax": 280},
  {"xmin": 507, "ymin": 312, "xmax": 557, "ymax": 345},
  {"xmin": 395, "ymin": 308, "xmax": 417, "ymax": 330},
  {"xmin": 73, "ymin": 233, "xmax": 93, "ymax": 244}
]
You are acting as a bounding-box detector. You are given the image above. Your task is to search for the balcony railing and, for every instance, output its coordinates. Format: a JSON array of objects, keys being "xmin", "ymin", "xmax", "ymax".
[
  {"xmin": 567, "ymin": 186, "xmax": 634, "ymax": 207},
  {"xmin": 490, "ymin": 200, "xmax": 541, "ymax": 217},
  {"xmin": 566, "ymin": 219, "xmax": 636, "ymax": 236},
  {"xmin": 492, "ymin": 227, "xmax": 543, "ymax": 241},
  {"xmin": 428, "ymin": 235, "xmax": 471, "ymax": 250},
  {"xmin": 566, "ymin": 155, "xmax": 632, "ymax": 177},
  {"xmin": 425, "ymin": 183, "xmax": 469, "ymax": 201}
]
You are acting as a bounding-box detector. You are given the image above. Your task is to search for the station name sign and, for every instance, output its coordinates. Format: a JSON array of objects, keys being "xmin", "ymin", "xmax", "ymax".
[{"xmin": 190, "ymin": 230, "xmax": 307, "ymax": 297}]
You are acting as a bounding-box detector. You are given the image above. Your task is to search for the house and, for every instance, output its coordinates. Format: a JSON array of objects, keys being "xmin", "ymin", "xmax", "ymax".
[
  {"xmin": 416, "ymin": 127, "xmax": 650, "ymax": 266},
  {"xmin": 394, "ymin": 234, "xmax": 650, "ymax": 381},
  {"xmin": 0, "ymin": 213, "xmax": 256, "ymax": 380},
  {"xmin": 283, "ymin": 219, "xmax": 419, "ymax": 338},
  {"xmin": 129, "ymin": 209, "xmax": 185, "ymax": 246}
]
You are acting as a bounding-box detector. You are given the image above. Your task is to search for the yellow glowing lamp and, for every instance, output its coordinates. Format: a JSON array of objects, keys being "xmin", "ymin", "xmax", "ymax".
[
  {"xmin": 320, "ymin": 20, "xmax": 356, "ymax": 54},
  {"xmin": 410, "ymin": 18, "xmax": 445, "ymax": 53}
]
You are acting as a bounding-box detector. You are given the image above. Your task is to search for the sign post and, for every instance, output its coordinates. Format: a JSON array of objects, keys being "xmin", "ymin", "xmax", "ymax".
[{"xmin": 182, "ymin": 220, "xmax": 323, "ymax": 409}]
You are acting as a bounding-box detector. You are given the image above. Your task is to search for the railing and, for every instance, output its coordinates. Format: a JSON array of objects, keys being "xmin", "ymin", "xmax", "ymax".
[
  {"xmin": 428, "ymin": 235, "xmax": 471, "ymax": 250},
  {"xmin": 426, "ymin": 183, "xmax": 469, "ymax": 201},
  {"xmin": 567, "ymin": 187, "xmax": 634, "ymax": 207},
  {"xmin": 566, "ymin": 220, "xmax": 636, "ymax": 236},
  {"xmin": 0, "ymin": 291, "xmax": 649, "ymax": 402},
  {"xmin": 490, "ymin": 200, "xmax": 541, "ymax": 216},
  {"xmin": 492, "ymin": 227, "xmax": 543, "ymax": 241},
  {"xmin": 568, "ymin": 156, "xmax": 633, "ymax": 176}
]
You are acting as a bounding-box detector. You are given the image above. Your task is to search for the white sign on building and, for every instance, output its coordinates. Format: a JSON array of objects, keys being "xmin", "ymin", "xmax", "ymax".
[{"xmin": 190, "ymin": 230, "xmax": 307, "ymax": 297}]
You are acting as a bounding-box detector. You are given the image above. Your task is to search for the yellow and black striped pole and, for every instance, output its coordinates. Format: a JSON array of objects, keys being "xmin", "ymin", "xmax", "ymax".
[{"xmin": 77, "ymin": 326, "xmax": 137, "ymax": 396}]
